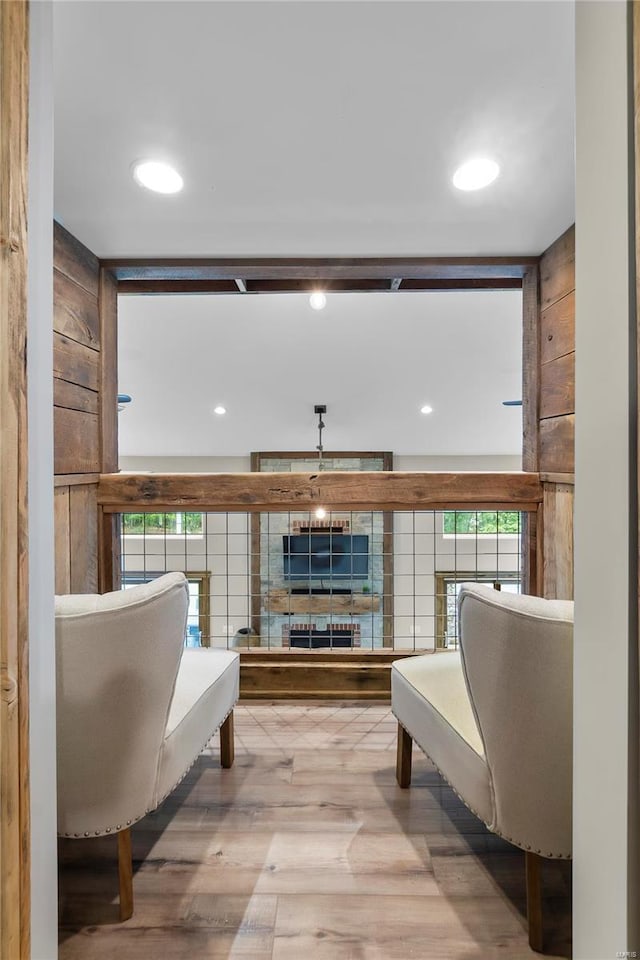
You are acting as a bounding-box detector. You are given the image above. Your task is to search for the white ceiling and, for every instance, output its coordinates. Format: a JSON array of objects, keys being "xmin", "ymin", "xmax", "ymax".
[
  {"xmin": 117, "ymin": 290, "xmax": 523, "ymax": 457},
  {"xmin": 53, "ymin": 0, "xmax": 575, "ymax": 258},
  {"xmin": 56, "ymin": 2, "xmax": 564, "ymax": 460}
]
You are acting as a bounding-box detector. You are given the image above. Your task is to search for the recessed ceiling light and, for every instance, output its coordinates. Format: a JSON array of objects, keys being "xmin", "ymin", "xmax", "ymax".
[
  {"xmin": 315, "ymin": 507, "xmax": 327, "ymax": 520},
  {"xmin": 420, "ymin": 405, "xmax": 433, "ymax": 415},
  {"xmin": 452, "ymin": 158, "xmax": 500, "ymax": 192},
  {"xmin": 132, "ymin": 160, "xmax": 184, "ymax": 194},
  {"xmin": 213, "ymin": 405, "xmax": 226, "ymax": 415},
  {"xmin": 309, "ymin": 292, "xmax": 327, "ymax": 311}
]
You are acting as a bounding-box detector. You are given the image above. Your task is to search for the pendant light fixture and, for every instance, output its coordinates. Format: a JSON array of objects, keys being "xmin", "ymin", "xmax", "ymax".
[{"xmin": 314, "ymin": 404, "xmax": 327, "ymax": 519}]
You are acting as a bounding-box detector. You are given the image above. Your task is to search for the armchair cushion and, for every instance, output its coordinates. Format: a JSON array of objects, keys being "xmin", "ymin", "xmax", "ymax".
[
  {"xmin": 157, "ymin": 648, "xmax": 239, "ymax": 804},
  {"xmin": 392, "ymin": 653, "xmax": 492, "ymax": 824}
]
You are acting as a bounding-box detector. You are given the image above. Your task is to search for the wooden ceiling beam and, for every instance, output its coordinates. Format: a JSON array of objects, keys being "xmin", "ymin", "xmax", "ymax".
[
  {"xmin": 116, "ymin": 275, "xmax": 523, "ymax": 295},
  {"xmin": 102, "ymin": 255, "xmax": 538, "ymax": 283},
  {"xmin": 399, "ymin": 277, "xmax": 523, "ymax": 291},
  {"xmin": 244, "ymin": 278, "xmax": 390, "ymax": 293},
  {"xmin": 117, "ymin": 279, "xmax": 239, "ymax": 295}
]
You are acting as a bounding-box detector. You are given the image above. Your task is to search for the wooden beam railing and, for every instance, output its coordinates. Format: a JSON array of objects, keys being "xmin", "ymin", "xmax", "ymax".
[
  {"xmin": 97, "ymin": 471, "xmax": 544, "ymax": 695},
  {"xmin": 96, "ymin": 471, "xmax": 543, "ymax": 514}
]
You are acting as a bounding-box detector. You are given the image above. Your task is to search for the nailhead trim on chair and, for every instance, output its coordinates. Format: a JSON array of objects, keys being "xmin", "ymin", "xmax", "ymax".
[
  {"xmin": 60, "ymin": 705, "xmax": 236, "ymax": 838},
  {"xmin": 391, "ymin": 710, "xmax": 572, "ymax": 860}
]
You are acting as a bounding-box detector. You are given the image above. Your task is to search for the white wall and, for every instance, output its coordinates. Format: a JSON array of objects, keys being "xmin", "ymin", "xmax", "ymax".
[
  {"xmin": 574, "ymin": 2, "xmax": 637, "ymax": 956},
  {"xmin": 394, "ymin": 454, "xmax": 522, "ymax": 471},
  {"xmin": 28, "ymin": 3, "xmax": 58, "ymax": 957},
  {"xmin": 119, "ymin": 454, "xmax": 522, "ymax": 473},
  {"xmin": 119, "ymin": 455, "xmax": 251, "ymax": 473}
]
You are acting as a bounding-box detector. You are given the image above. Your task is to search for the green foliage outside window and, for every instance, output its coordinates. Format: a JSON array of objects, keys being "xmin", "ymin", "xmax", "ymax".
[
  {"xmin": 442, "ymin": 511, "xmax": 520, "ymax": 535},
  {"xmin": 122, "ymin": 512, "xmax": 203, "ymax": 535}
]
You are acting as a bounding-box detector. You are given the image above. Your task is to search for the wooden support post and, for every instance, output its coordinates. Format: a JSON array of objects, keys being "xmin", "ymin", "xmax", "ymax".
[
  {"xmin": 98, "ymin": 507, "xmax": 121, "ymax": 593},
  {"xmin": 396, "ymin": 722, "xmax": 412, "ymax": 788},
  {"xmin": 220, "ymin": 711, "xmax": 235, "ymax": 769},
  {"xmin": 525, "ymin": 850, "xmax": 544, "ymax": 952},
  {"xmin": 98, "ymin": 267, "xmax": 119, "ymax": 473},
  {"xmin": 0, "ymin": 3, "xmax": 30, "ymax": 957},
  {"xmin": 117, "ymin": 828, "xmax": 133, "ymax": 922}
]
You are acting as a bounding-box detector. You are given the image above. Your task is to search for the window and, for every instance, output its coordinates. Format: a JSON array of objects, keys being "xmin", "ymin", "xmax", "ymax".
[
  {"xmin": 435, "ymin": 572, "xmax": 520, "ymax": 649},
  {"xmin": 442, "ymin": 511, "xmax": 521, "ymax": 536},
  {"xmin": 122, "ymin": 512, "xmax": 203, "ymax": 536},
  {"xmin": 121, "ymin": 570, "xmax": 211, "ymax": 646}
]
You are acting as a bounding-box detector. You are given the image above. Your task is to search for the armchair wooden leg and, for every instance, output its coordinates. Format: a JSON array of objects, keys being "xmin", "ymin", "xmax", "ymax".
[
  {"xmin": 220, "ymin": 710, "xmax": 235, "ymax": 769},
  {"xmin": 525, "ymin": 851, "xmax": 544, "ymax": 952},
  {"xmin": 396, "ymin": 722, "xmax": 413, "ymax": 788},
  {"xmin": 117, "ymin": 828, "xmax": 133, "ymax": 922}
]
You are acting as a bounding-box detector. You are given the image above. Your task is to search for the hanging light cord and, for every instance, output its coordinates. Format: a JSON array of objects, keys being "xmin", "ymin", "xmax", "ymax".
[
  {"xmin": 317, "ymin": 412, "xmax": 324, "ymax": 464},
  {"xmin": 314, "ymin": 404, "xmax": 326, "ymax": 468}
]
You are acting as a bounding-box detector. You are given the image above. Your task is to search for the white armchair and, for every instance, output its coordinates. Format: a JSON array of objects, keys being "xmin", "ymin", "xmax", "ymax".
[
  {"xmin": 392, "ymin": 583, "xmax": 573, "ymax": 952},
  {"xmin": 55, "ymin": 571, "xmax": 240, "ymax": 920}
]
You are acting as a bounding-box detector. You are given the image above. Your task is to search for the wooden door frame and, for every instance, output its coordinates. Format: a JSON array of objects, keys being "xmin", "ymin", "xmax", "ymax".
[{"xmin": 0, "ymin": 1, "xmax": 30, "ymax": 957}]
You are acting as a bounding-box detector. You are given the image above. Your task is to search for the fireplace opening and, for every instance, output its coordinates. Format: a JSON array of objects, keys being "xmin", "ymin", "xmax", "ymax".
[
  {"xmin": 289, "ymin": 631, "xmax": 354, "ymax": 649},
  {"xmin": 283, "ymin": 623, "xmax": 360, "ymax": 649}
]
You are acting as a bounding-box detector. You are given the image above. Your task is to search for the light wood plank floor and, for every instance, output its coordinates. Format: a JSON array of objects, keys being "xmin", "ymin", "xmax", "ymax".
[{"xmin": 59, "ymin": 703, "xmax": 572, "ymax": 959}]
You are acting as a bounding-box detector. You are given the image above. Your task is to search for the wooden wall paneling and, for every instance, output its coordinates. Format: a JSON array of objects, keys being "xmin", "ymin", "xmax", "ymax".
[
  {"xmin": 522, "ymin": 264, "xmax": 540, "ymax": 472},
  {"xmin": 53, "ymin": 228, "xmax": 113, "ymax": 606},
  {"xmin": 0, "ymin": 2, "xmax": 30, "ymax": 955},
  {"xmin": 539, "ymin": 414, "xmax": 575, "ymax": 475},
  {"xmin": 54, "ymin": 407, "xmax": 100, "ymax": 475},
  {"xmin": 542, "ymin": 483, "xmax": 574, "ymax": 600},
  {"xmin": 539, "ymin": 352, "xmax": 575, "ymax": 419},
  {"xmin": 99, "ymin": 268, "xmax": 118, "ymax": 473},
  {"xmin": 53, "ymin": 246, "xmax": 101, "ymax": 479},
  {"xmin": 54, "ymin": 487, "xmax": 71, "ymax": 594},
  {"xmin": 53, "ymin": 379, "xmax": 98, "ymax": 415},
  {"xmin": 536, "ymin": 226, "xmax": 575, "ymax": 601},
  {"xmin": 69, "ymin": 485, "xmax": 99, "ymax": 593},
  {"xmin": 539, "ymin": 225, "xmax": 575, "ymax": 311},
  {"xmin": 53, "ymin": 331, "xmax": 99, "ymax": 391},
  {"xmin": 54, "ymin": 220, "xmax": 100, "ymax": 298},
  {"xmin": 53, "ymin": 268, "xmax": 100, "ymax": 349},
  {"xmin": 540, "ymin": 290, "xmax": 575, "ymax": 364},
  {"xmin": 521, "ymin": 263, "xmax": 540, "ymax": 595}
]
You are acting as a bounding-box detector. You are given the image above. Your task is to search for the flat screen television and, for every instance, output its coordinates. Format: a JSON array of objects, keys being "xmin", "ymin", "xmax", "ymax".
[{"xmin": 282, "ymin": 533, "xmax": 369, "ymax": 581}]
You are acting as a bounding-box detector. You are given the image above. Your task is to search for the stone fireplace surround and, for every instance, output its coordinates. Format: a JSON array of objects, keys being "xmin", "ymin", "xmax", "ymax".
[{"xmin": 252, "ymin": 452, "xmax": 391, "ymax": 650}]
